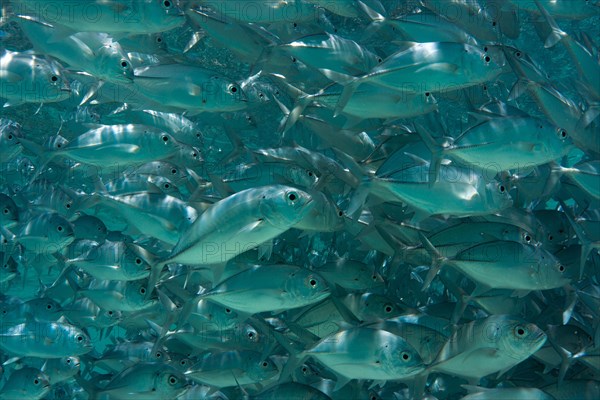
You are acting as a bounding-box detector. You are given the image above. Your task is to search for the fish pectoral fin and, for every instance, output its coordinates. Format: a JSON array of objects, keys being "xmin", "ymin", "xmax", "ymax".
[
  {"xmin": 414, "ymin": 62, "xmax": 459, "ymax": 74},
  {"xmin": 332, "ymin": 373, "xmax": 352, "ymax": 391},
  {"xmin": 95, "ymin": 143, "xmax": 142, "ymax": 154},
  {"xmin": 257, "ymin": 241, "xmax": 273, "ymax": 261},
  {"xmin": 188, "ymin": 84, "xmax": 203, "ymax": 96},
  {"xmin": 0, "ymin": 71, "xmax": 24, "ymax": 83}
]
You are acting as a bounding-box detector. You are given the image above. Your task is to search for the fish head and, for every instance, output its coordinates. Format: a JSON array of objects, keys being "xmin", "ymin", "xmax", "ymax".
[
  {"xmin": 285, "ymin": 269, "xmax": 330, "ymax": 302},
  {"xmin": 141, "ymin": 0, "xmax": 187, "ymax": 31},
  {"xmin": 286, "ymin": 166, "xmax": 319, "ymax": 188},
  {"xmin": 499, "ymin": 318, "xmax": 547, "ymax": 360},
  {"xmin": 260, "ymin": 186, "xmax": 315, "ymax": 228},
  {"xmin": 0, "ymin": 193, "xmax": 19, "ymax": 227},
  {"xmin": 156, "ymin": 368, "xmax": 187, "ymax": 395},
  {"xmin": 69, "ymin": 327, "xmax": 93, "ymax": 354},
  {"xmin": 246, "ymin": 355, "xmax": 279, "ymax": 381},
  {"xmin": 36, "ymin": 58, "xmax": 71, "ymax": 101},
  {"xmin": 121, "ymin": 244, "xmax": 152, "ymax": 279},
  {"xmin": 56, "ymin": 356, "xmax": 81, "ymax": 373},
  {"xmin": 538, "ymin": 248, "xmax": 573, "ymax": 288},
  {"xmin": 200, "ymin": 75, "xmax": 248, "ymax": 111},
  {"xmin": 10, "ymin": 368, "xmax": 51, "ymax": 394},
  {"xmin": 485, "ymin": 181, "xmax": 514, "ymax": 211},
  {"xmin": 375, "ymin": 333, "xmax": 425, "ymax": 377},
  {"xmin": 464, "ymin": 44, "xmax": 504, "ymax": 82},
  {"xmin": 118, "ymin": 57, "xmax": 135, "ymax": 81},
  {"xmin": 72, "ymin": 214, "xmax": 108, "ymax": 241}
]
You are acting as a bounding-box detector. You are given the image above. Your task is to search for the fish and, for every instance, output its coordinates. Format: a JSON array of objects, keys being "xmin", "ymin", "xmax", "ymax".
[
  {"xmin": 430, "ymin": 315, "xmax": 547, "ymax": 380},
  {"xmin": 9, "ymin": 0, "xmax": 186, "ymax": 34},
  {"xmin": 16, "ymin": 15, "xmax": 135, "ymax": 85},
  {"xmin": 0, "ymin": 320, "xmax": 93, "ymax": 358},
  {"xmin": 132, "ymin": 64, "xmax": 248, "ymax": 114},
  {"xmin": 332, "ymin": 41, "xmax": 503, "ymax": 115},
  {"xmin": 0, "ymin": 49, "xmax": 71, "ymax": 107},
  {"xmin": 0, "ymin": 367, "xmax": 51, "ymax": 400},
  {"xmin": 285, "ymin": 326, "xmax": 425, "ymax": 389},
  {"xmin": 0, "ymin": 0, "xmax": 599, "ymax": 398},
  {"xmin": 200, "ymin": 264, "xmax": 330, "ymax": 314},
  {"xmin": 146, "ymin": 185, "xmax": 316, "ymax": 293}
]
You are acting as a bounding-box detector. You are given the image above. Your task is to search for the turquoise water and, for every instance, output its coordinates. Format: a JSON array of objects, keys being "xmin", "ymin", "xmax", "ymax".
[{"xmin": 1, "ymin": 1, "xmax": 599, "ymax": 399}]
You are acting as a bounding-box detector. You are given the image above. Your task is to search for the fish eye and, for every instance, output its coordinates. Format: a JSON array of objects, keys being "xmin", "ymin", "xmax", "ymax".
[
  {"xmin": 162, "ymin": 135, "xmax": 169, "ymax": 142},
  {"xmin": 377, "ymin": 57, "xmax": 383, "ymax": 63},
  {"xmin": 229, "ymin": 84, "xmax": 238, "ymax": 94},
  {"xmin": 308, "ymin": 277, "xmax": 318, "ymax": 288},
  {"xmin": 514, "ymin": 326, "xmax": 527, "ymax": 337},
  {"xmin": 65, "ymin": 202, "xmax": 71, "ymax": 209},
  {"xmin": 156, "ymin": 351, "xmax": 162, "ymax": 358},
  {"xmin": 171, "ymin": 168, "xmax": 177, "ymax": 174},
  {"xmin": 120, "ymin": 60, "xmax": 130, "ymax": 69},
  {"xmin": 247, "ymin": 331, "xmax": 255, "ymax": 339},
  {"xmin": 557, "ymin": 129, "xmax": 568, "ymax": 139},
  {"xmin": 2, "ymin": 208, "xmax": 8, "ymax": 214},
  {"xmin": 135, "ymin": 258, "xmax": 142, "ymax": 265},
  {"xmin": 34, "ymin": 379, "xmax": 39, "ymax": 385},
  {"xmin": 225, "ymin": 308, "xmax": 231, "ymax": 314},
  {"xmin": 156, "ymin": 36, "xmax": 163, "ymax": 43},
  {"xmin": 168, "ymin": 375, "xmax": 178, "ymax": 385},
  {"xmin": 76, "ymin": 335, "xmax": 84, "ymax": 342},
  {"xmin": 548, "ymin": 234, "xmax": 554, "ymax": 241},
  {"xmin": 261, "ymin": 361, "xmax": 269, "ymax": 368},
  {"xmin": 484, "ymin": 55, "xmax": 491, "ymax": 63},
  {"xmin": 515, "ymin": 51, "xmax": 522, "ymax": 58},
  {"xmin": 180, "ymin": 359, "xmax": 187, "ymax": 366},
  {"xmin": 307, "ymin": 170, "xmax": 313, "ymax": 177},
  {"xmin": 66, "ymin": 358, "xmax": 71, "ymax": 364},
  {"xmin": 163, "ymin": 183, "xmax": 170, "ymax": 189},
  {"xmin": 400, "ymin": 351, "xmax": 411, "ymax": 361},
  {"xmin": 523, "ymin": 233, "xmax": 531, "ymax": 243},
  {"xmin": 498, "ymin": 185, "xmax": 506, "ymax": 193},
  {"xmin": 139, "ymin": 287, "xmax": 146, "ymax": 294},
  {"xmin": 46, "ymin": 304, "xmax": 53, "ymax": 310},
  {"xmin": 384, "ymin": 304, "xmax": 393, "ymax": 313},
  {"xmin": 338, "ymin": 210, "xmax": 344, "ymax": 217},
  {"xmin": 50, "ymin": 75, "xmax": 58, "ymax": 82},
  {"xmin": 108, "ymin": 310, "xmax": 114, "ymax": 315},
  {"xmin": 57, "ymin": 225, "xmax": 63, "ymax": 232},
  {"xmin": 286, "ymin": 191, "xmax": 298, "ymax": 203},
  {"xmin": 558, "ymin": 265, "xmax": 565, "ymax": 272},
  {"xmin": 162, "ymin": 0, "xmax": 172, "ymax": 8},
  {"xmin": 291, "ymin": 56, "xmax": 297, "ymax": 63}
]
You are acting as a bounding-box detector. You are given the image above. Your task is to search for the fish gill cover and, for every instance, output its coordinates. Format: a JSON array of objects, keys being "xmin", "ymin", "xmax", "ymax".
[{"xmin": 0, "ymin": 0, "xmax": 599, "ymax": 399}]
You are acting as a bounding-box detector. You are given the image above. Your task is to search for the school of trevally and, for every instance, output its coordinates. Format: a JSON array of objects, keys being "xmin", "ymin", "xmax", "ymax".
[{"xmin": 0, "ymin": 0, "xmax": 600, "ymax": 399}]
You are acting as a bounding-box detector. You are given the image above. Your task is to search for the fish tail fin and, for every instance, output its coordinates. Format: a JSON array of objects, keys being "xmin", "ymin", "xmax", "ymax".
[
  {"xmin": 145, "ymin": 261, "xmax": 166, "ymax": 301},
  {"xmin": 559, "ymin": 200, "xmax": 590, "ymax": 279},
  {"xmin": 418, "ymin": 232, "xmax": 447, "ymax": 291},
  {"xmin": 334, "ymin": 77, "xmax": 361, "ymax": 117},
  {"xmin": 18, "ymin": 137, "xmax": 57, "ymax": 184},
  {"xmin": 357, "ymin": 0, "xmax": 387, "ymax": 21},
  {"xmin": 220, "ymin": 124, "xmax": 246, "ymax": 165},
  {"xmin": 508, "ymin": 79, "xmax": 534, "ymax": 101},
  {"xmin": 269, "ymin": 74, "xmax": 312, "ymax": 135},
  {"xmin": 347, "ymin": 176, "xmax": 372, "ymax": 217},
  {"xmin": 533, "ymin": 0, "xmax": 566, "ymax": 48},
  {"xmin": 74, "ymin": 374, "xmax": 98, "ymax": 400},
  {"xmin": 413, "ymin": 122, "xmax": 443, "ymax": 186},
  {"xmin": 272, "ymin": 330, "xmax": 306, "ymax": 384}
]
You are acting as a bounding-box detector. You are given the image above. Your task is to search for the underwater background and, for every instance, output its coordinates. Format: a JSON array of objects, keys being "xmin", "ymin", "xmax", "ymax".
[{"xmin": 0, "ymin": 1, "xmax": 599, "ymax": 399}]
